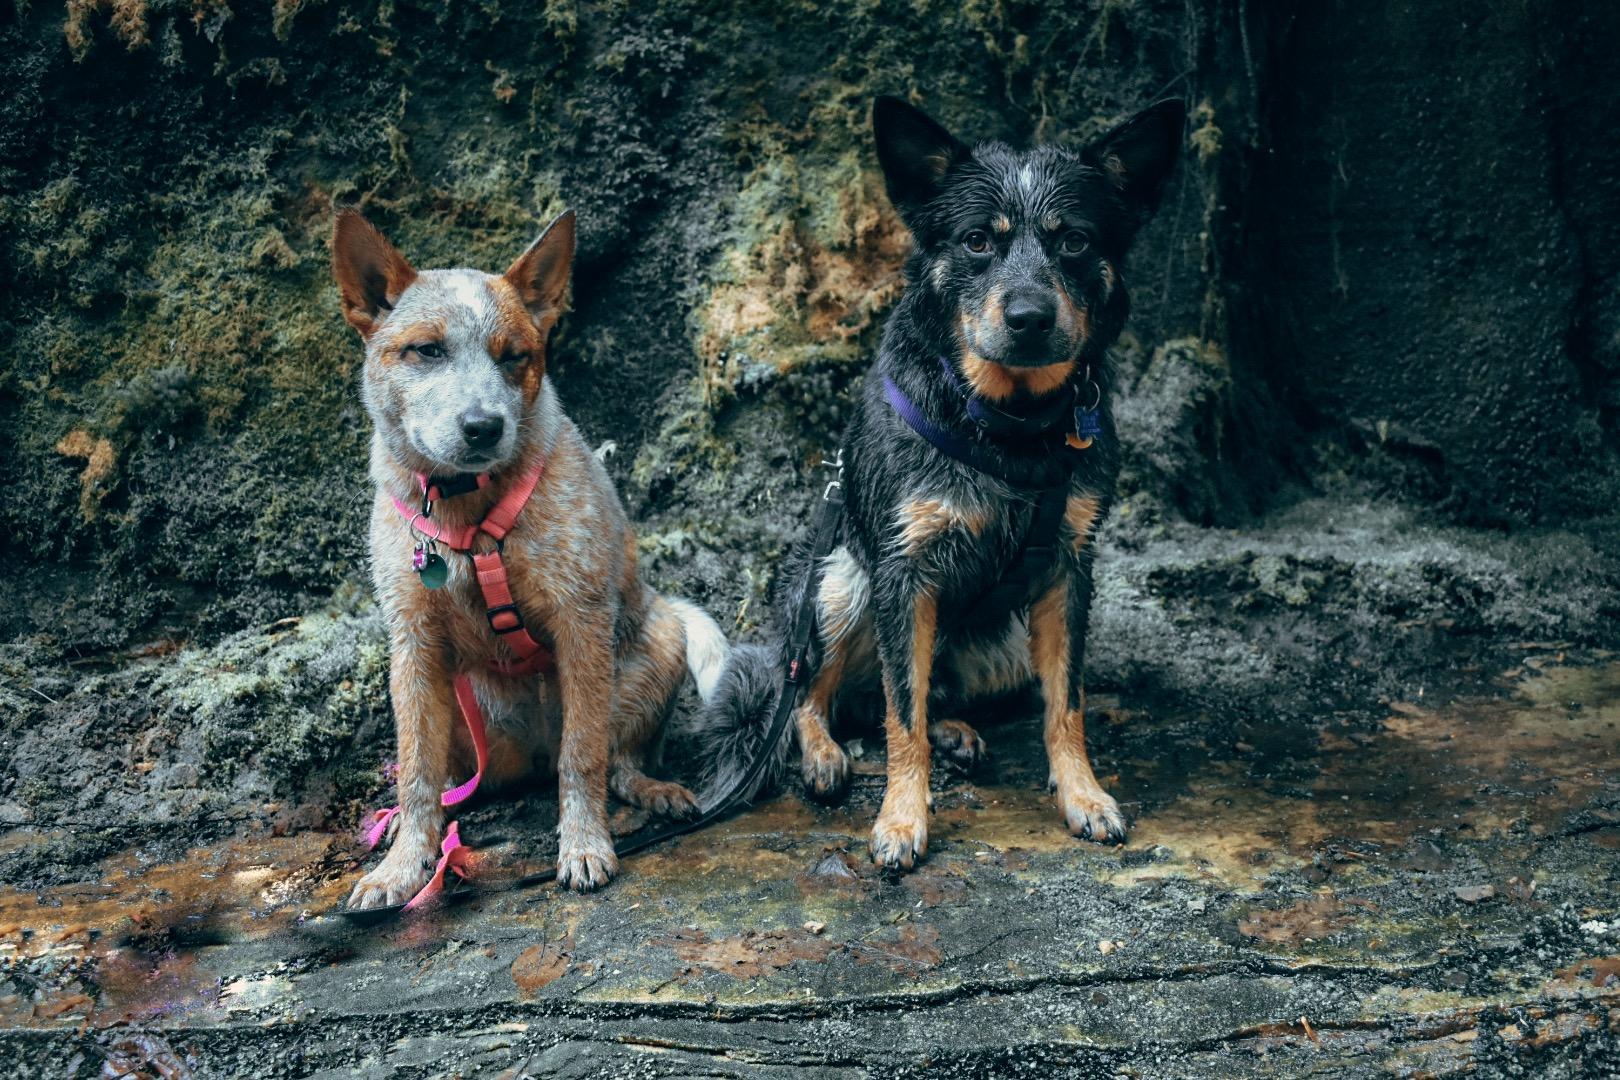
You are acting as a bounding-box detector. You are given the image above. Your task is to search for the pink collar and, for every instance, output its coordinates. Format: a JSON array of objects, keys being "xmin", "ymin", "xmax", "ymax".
[{"xmin": 391, "ymin": 465, "xmax": 545, "ymax": 552}]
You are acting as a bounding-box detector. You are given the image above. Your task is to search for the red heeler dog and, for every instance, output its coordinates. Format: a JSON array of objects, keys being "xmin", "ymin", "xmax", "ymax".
[{"xmin": 332, "ymin": 208, "xmax": 728, "ymax": 908}]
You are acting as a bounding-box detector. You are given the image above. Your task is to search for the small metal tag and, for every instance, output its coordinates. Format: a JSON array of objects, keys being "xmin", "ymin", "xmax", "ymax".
[
  {"xmin": 1075, "ymin": 407, "xmax": 1102, "ymax": 440},
  {"xmin": 414, "ymin": 544, "xmax": 449, "ymax": 589}
]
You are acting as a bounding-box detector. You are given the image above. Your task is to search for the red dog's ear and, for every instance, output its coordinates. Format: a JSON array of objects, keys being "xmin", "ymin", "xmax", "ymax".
[
  {"xmin": 332, "ymin": 209, "xmax": 417, "ymax": 336},
  {"xmin": 503, "ymin": 209, "xmax": 575, "ymax": 329}
]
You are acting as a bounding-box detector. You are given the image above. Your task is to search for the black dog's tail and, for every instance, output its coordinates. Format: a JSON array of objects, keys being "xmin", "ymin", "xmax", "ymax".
[{"xmin": 692, "ymin": 642, "xmax": 793, "ymax": 810}]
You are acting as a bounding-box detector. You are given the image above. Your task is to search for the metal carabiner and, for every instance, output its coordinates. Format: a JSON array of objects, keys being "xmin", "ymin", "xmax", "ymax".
[
  {"xmin": 1081, "ymin": 366, "xmax": 1102, "ymax": 412},
  {"xmin": 819, "ymin": 447, "xmax": 845, "ymax": 500}
]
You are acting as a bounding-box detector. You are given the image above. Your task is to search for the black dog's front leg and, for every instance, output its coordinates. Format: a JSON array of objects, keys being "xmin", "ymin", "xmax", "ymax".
[
  {"xmin": 1029, "ymin": 494, "xmax": 1126, "ymax": 843},
  {"xmin": 868, "ymin": 569, "xmax": 937, "ymax": 869}
]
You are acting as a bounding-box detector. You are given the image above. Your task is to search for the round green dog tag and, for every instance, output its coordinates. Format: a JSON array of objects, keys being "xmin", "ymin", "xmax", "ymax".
[{"xmin": 417, "ymin": 552, "xmax": 449, "ymax": 590}]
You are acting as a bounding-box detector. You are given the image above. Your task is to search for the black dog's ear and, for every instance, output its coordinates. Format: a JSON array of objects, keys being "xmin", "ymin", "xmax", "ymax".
[
  {"xmin": 1086, "ymin": 99, "xmax": 1186, "ymax": 219},
  {"xmin": 873, "ymin": 96, "xmax": 969, "ymax": 222}
]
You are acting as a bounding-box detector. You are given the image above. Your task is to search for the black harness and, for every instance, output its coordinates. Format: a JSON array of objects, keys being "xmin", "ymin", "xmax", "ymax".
[{"xmin": 881, "ymin": 358, "xmax": 1096, "ymax": 631}]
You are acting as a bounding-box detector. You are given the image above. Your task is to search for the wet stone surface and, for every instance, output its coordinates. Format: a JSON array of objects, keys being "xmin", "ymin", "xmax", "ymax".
[{"xmin": 2, "ymin": 654, "xmax": 1616, "ymax": 1076}]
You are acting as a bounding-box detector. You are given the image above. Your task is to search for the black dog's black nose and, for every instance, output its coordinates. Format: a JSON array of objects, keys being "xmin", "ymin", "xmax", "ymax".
[
  {"xmin": 1003, "ymin": 294, "xmax": 1056, "ymax": 340},
  {"xmin": 461, "ymin": 411, "xmax": 505, "ymax": 449}
]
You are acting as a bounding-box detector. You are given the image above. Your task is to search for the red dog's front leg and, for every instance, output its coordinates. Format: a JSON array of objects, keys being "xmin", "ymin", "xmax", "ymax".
[
  {"xmin": 552, "ymin": 613, "xmax": 619, "ymax": 891},
  {"xmin": 348, "ymin": 625, "xmax": 455, "ymax": 910}
]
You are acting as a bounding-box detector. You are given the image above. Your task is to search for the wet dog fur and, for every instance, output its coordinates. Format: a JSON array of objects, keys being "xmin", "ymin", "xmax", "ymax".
[
  {"xmin": 700, "ymin": 96, "xmax": 1185, "ymax": 870},
  {"xmin": 333, "ymin": 209, "xmax": 729, "ymax": 906}
]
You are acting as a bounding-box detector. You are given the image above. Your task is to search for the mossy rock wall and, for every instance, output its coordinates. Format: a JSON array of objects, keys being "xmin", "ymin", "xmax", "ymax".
[{"xmin": 4, "ymin": 0, "xmax": 1616, "ymax": 653}]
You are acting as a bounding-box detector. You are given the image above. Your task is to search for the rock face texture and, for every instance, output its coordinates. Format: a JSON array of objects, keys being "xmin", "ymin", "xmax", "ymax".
[
  {"xmin": 3, "ymin": 3, "xmax": 1618, "ymax": 1074},
  {"xmin": 7, "ymin": 1, "xmax": 1614, "ymax": 649},
  {"xmin": 1247, "ymin": 1, "xmax": 1620, "ymax": 524}
]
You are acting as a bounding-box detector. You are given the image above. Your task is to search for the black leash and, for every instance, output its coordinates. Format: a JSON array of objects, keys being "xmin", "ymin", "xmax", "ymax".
[{"xmin": 327, "ymin": 453, "xmax": 847, "ymax": 926}]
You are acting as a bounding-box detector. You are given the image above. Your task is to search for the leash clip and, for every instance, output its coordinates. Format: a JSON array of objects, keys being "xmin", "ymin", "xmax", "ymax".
[{"xmin": 819, "ymin": 448, "xmax": 845, "ymax": 500}]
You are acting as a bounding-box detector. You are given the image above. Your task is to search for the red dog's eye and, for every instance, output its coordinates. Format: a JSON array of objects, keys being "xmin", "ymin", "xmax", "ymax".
[{"xmin": 962, "ymin": 230, "xmax": 991, "ymax": 255}]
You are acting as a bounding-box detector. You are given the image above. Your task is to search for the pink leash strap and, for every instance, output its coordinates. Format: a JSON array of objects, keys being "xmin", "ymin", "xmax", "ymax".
[
  {"xmin": 363, "ymin": 805, "xmax": 399, "ymax": 850},
  {"xmin": 366, "ymin": 463, "xmax": 548, "ymax": 909},
  {"xmin": 402, "ymin": 821, "xmax": 473, "ymax": 911},
  {"xmin": 441, "ymin": 675, "xmax": 489, "ymax": 807},
  {"xmin": 360, "ymin": 674, "xmax": 487, "ymax": 859}
]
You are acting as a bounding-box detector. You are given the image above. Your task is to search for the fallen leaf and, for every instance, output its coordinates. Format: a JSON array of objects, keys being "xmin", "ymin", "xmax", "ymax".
[
  {"xmin": 1238, "ymin": 895, "xmax": 1368, "ymax": 944},
  {"xmin": 660, "ymin": 928, "xmax": 836, "ymax": 980},
  {"xmin": 511, "ymin": 938, "xmax": 572, "ymax": 994}
]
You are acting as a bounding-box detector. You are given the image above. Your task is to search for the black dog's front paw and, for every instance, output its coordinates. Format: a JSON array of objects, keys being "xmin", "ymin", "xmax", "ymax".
[{"xmin": 1057, "ymin": 785, "xmax": 1127, "ymax": 844}]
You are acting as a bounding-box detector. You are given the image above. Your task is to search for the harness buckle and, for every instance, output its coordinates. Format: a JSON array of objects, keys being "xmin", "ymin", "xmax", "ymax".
[
  {"xmin": 819, "ymin": 448, "xmax": 845, "ymax": 501},
  {"xmin": 485, "ymin": 603, "xmax": 525, "ymax": 635}
]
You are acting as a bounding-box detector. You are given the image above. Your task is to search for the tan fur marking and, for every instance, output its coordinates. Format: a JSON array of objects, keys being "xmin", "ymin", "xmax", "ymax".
[
  {"xmin": 959, "ymin": 348, "xmax": 1019, "ymax": 400},
  {"xmin": 1054, "ymin": 287, "xmax": 1090, "ymax": 357},
  {"xmin": 960, "ymin": 350, "xmax": 1078, "ymax": 400},
  {"xmin": 896, "ymin": 497, "xmax": 988, "ymax": 555},
  {"xmin": 794, "ymin": 636, "xmax": 849, "ymax": 780},
  {"xmin": 1065, "ymin": 495, "xmax": 1102, "ymax": 554},
  {"xmin": 1029, "ymin": 581, "xmax": 1069, "ymax": 698},
  {"xmin": 992, "ymin": 214, "xmax": 1012, "ymax": 234},
  {"xmin": 485, "ymin": 276, "xmax": 549, "ymax": 402},
  {"xmin": 381, "ymin": 319, "xmax": 448, "ymax": 364},
  {"xmin": 909, "ymin": 591, "xmax": 936, "ymax": 732}
]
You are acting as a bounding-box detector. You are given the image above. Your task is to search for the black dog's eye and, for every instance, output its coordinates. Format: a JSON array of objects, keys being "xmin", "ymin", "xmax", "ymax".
[
  {"xmin": 413, "ymin": 342, "xmax": 446, "ymax": 360},
  {"xmin": 500, "ymin": 351, "xmax": 529, "ymax": 367},
  {"xmin": 962, "ymin": 230, "xmax": 991, "ymax": 255},
  {"xmin": 1058, "ymin": 230, "xmax": 1091, "ymax": 256}
]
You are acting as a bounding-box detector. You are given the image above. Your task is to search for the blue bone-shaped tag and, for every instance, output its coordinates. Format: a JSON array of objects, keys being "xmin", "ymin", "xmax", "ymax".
[{"xmin": 1074, "ymin": 406, "xmax": 1102, "ymax": 441}]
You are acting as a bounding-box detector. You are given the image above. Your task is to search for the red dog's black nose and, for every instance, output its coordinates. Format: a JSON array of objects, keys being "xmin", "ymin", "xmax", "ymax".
[
  {"xmin": 461, "ymin": 411, "xmax": 505, "ymax": 449},
  {"xmin": 1003, "ymin": 294, "xmax": 1056, "ymax": 340}
]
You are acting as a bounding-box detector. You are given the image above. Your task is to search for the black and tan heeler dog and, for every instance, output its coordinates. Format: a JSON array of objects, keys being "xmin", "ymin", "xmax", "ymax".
[
  {"xmin": 332, "ymin": 209, "xmax": 729, "ymax": 908},
  {"xmin": 701, "ymin": 95, "xmax": 1185, "ymax": 870}
]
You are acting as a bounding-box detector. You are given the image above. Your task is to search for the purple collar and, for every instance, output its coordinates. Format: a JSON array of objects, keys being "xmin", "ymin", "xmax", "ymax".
[
  {"xmin": 882, "ymin": 360, "xmax": 1095, "ymax": 484},
  {"xmin": 883, "ymin": 374, "xmax": 985, "ymax": 467}
]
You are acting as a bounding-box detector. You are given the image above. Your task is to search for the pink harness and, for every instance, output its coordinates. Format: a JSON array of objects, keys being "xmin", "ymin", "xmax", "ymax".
[{"xmin": 364, "ymin": 465, "xmax": 552, "ymax": 910}]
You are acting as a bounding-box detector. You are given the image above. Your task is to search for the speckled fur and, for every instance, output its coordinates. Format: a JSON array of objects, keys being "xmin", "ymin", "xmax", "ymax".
[
  {"xmin": 699, "ymin": 97, "xmax": 1184, "ymax": 870},
  {"xmin": 333, "ymin": 210, "xmax": 727, "ymax": 906}
]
